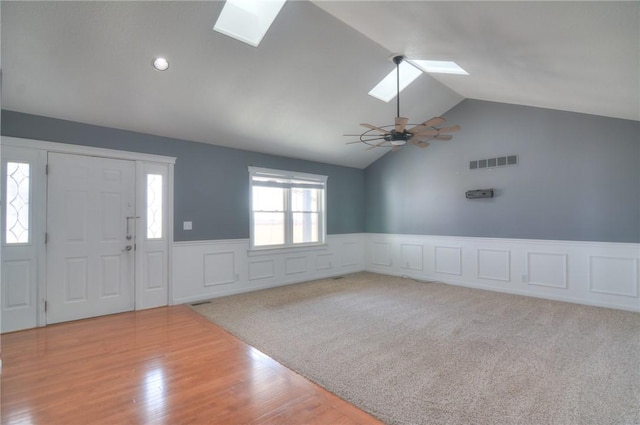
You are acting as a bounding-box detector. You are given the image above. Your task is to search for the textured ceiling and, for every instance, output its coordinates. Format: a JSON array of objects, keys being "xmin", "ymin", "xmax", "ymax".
[{"xmin": 2, "ymin": 1, "xmax": 638, "ymax": 169}]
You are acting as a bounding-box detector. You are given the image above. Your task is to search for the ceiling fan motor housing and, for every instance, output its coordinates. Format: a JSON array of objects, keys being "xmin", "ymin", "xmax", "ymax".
[
  {"xmin": 385, "ymin": 129, "xmax": 411, "ymax": 144},
  {"xmin": 392, "ymin": 55, "xmax": 404, "ymax": 65}
]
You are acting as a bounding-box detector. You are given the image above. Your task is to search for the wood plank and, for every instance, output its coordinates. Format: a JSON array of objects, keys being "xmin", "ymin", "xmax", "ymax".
[{"xmin": 1, "ymin": 305, "xmax": 383, "ymax": 425}]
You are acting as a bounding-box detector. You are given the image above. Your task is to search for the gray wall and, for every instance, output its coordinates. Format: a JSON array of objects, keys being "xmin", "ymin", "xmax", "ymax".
[
  {"xmin": 1, "ymin": 110, "xmax": 365, "ymax": 241},
  {"xmin": 365, "ymin": 99, "xmax": 640, "ymax": 243},
  {"xmin": 4, "ymin": 102, "xmax": 639, "ymax": 244}
]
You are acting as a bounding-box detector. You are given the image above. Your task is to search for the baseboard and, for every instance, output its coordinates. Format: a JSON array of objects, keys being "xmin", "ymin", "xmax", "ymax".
[{"xmin": 376, "ymin": 269, "xmax": 639, "ymax": 312}]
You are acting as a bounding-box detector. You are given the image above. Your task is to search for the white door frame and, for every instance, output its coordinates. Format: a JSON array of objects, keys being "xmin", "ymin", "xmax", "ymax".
[{"xmin": 1, "ymin": 136, "xmax": 175, "ymax": 330}]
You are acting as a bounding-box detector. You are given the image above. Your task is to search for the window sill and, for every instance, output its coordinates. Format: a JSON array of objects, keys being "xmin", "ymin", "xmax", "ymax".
[{"xmin": 247, "ymin": 243, "xmax": 328, "ymax": 257}]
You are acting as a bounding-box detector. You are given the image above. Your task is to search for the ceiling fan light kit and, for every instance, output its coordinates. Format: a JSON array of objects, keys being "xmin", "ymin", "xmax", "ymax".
[{"xmin": 348, "ymin": 55, "xmax": 461, "ymax": 152}]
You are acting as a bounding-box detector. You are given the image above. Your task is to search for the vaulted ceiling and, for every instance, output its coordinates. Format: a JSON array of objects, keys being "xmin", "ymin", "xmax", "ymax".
[{"xmin": 2, "ymin": 1, "xmax": 638, "ymax": 168}]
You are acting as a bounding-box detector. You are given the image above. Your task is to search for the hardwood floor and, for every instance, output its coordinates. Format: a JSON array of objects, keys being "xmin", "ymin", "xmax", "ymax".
[{"xmin": 1, "ymin": 306, "xmax": 383, "ymax": 425}]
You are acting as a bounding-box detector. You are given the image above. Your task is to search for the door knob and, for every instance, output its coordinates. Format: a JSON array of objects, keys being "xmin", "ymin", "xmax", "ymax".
[{"xmin": 121, "ymin": 245, "xmax": 133, "ymax": 252}]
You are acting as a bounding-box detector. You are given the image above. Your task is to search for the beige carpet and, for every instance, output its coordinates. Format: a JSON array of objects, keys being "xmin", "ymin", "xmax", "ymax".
[{"xmin": 190, "ymin": 272, "xmax": 640, "ymax": 425}]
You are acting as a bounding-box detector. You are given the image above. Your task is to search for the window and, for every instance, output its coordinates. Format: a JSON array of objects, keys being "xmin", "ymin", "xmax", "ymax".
[
  {"xmin": 249, "ymin": 167, "xmax": 327, "ymax": 249},
  {"xmin": 5, "ymin": 162, "xmax": 31, "ymax": 244},
  {"xmin": 146, "ymin": 174, "xmax": 163, "ymax": 239}
]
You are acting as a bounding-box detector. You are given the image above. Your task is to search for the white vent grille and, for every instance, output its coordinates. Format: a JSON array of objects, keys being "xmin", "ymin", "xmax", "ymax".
[{"xmin": 470, "ymin": 155, "xmax": 518, "ymax": 170}]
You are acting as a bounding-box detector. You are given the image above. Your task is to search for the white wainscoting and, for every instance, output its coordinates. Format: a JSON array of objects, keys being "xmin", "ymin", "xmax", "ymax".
[
  {"xmin": 365, "ymin": 234, "xmax": 640, "ymax": 312},
  {"xmin": 172, "ymin": 234, "xmax": 365, "ymax": 304}
]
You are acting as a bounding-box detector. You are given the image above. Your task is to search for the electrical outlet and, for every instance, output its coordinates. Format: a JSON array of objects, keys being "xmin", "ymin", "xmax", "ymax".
[
  {"xmin": 521, "ymin": 274, "xmax": 528, "ymax": 282},
  {"xmin": 183, "ymin": 221, "xmax": 192, "ymax": 230},
  {"xmin": 235, "ymin": 273, "xmax": 239, "ymax": 281}
]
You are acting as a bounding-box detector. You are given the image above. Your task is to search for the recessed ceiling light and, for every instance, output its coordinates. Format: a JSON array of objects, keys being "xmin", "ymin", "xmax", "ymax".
[
  {"xmin": 213, "ymin": 0, "xmax": 286, "ymax": 47},
  {"xmin": 153, "ymin": 57, "xmax": 169, "ymax": 71},
  {"xmin": 410, "ymin": 60, "xmax": 468, "ymax": 75},
  {"xmin": 368, "ymin": 61, "xmax": 423, "ymax": 103}
]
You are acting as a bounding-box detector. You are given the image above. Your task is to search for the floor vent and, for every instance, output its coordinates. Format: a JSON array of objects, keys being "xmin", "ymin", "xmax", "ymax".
[
  {"xmin": 332, "ymin": 276, "xmax": 345, "ymax": 280},
  {"xmin": 470, "ymin": 155, "xmax": 518, "ymax": 170},
  {"xmin": 191, "ymin": 301, "xmax": 211, "ymax": 306}
]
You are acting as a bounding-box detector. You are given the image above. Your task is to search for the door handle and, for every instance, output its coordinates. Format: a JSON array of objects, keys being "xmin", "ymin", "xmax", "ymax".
[{"xmin": 121, "ymin": 245, "xmax": 133, "ymax": 252}]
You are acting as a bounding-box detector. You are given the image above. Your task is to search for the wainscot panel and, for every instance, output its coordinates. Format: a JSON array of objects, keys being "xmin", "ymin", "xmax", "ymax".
[
  {"xmin": 172, "ymin": 234, "xmax": 365, "ymax": 304},
  {"xmin": 365, "ymin": 234, "xmax": 640, "ymax": 312}
]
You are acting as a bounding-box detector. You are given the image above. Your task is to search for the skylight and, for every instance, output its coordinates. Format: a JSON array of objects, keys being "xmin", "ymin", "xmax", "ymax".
[
  {"xmin": 213, "ymin": 0, "xmax": 287, "ymax": 47},
  {"xmin": 410, "ymin": 60, "xmax": 469, "ymax": 75},
  {"xmin": 368, "ymin": 61, "xmax": 423, "ymax": 103}
]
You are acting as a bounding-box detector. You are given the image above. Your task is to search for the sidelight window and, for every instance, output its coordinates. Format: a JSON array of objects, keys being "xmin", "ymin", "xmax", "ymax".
[
  {"xmin": 146, "ymin": 174, "xmax": 163, "ymax": 239},
  {"xmin": 5, "ymin": 162, "xmax": 31, "ymax": 244}
]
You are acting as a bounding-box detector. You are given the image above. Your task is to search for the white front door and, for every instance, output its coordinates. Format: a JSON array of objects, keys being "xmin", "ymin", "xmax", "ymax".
[{"xmin": 46, "ymin": 153, "xmax": 136, "ymax": 324}]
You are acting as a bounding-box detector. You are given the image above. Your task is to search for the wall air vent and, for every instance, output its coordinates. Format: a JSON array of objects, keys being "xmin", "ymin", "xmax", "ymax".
[{"xmin": 470, "ymin": 155, "xmax": 518, "ymax": 170}]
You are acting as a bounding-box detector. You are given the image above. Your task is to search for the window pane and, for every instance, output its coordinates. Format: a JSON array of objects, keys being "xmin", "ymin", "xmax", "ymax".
[
  {"xmin": 6, "ymin": 162, "xmax": 30, "ymax": 244},
  {"xmin": 291, "ymin": 187, "xmax": 319, "ymax": 212},
  {"xmin": 147, "ymin": 174, "xmax": 163, "ymax": 239},
  {"xmin": 293, "ymin": 212, "xmax": 319, "ymax": 244},
  {"xmin": 252, "ymin": 186, "xmax": 284, "ymax": 211},
  {"xmin": 253, "ymin": 212, "xmax": 285, "ymax": 246}
]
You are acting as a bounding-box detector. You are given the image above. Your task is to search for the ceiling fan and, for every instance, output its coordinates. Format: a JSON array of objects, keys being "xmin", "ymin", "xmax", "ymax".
[{"xmin": 346, "ymin": 55, "xmax": 460, "ymax": 152}]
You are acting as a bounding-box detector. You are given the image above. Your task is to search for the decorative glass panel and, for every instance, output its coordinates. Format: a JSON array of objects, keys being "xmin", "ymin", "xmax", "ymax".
[
  {"xmin": 6, "ymin": 162, "xmax": 30, "ymax": 244},
  {"xmin": 146, "ymin": 174, "xmax": 163, "ymax": 239}
]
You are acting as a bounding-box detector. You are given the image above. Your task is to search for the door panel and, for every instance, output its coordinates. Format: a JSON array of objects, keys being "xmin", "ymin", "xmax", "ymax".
[{"xmin": 46, "ymin": 153, "xmax": 136, "ymax": 324}]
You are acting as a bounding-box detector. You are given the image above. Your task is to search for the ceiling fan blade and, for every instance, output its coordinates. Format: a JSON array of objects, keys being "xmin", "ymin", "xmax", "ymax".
[
  {"xmin": 361, "ymin": 137, "xmax": 386, "ymax": 144},
  {"xmin": 360, "ymin": 123, "xmax": 391, "ymax": 134},
  {"xmin": 421, "ymin": 117, "xmax": 446, "ymax": 127},
  {"xmin": 395, "ymin": 117, "xmax": 409, "ymax": 133},
  {"xmin": 436, "ymin": 125, "xmax": 461, "ymax": 133},
  {"xmin": 416, "ymin": 142, "xmax": 431, "ymax": 148},
  {"xmin": 434, "ymin": 134, "xmax": 453, "ymax": 141},
  {"xmin": 410, "ymin": 128, "xmax": 439, "ymax": 136},
  {"xmin": 413, "ymin": 135, "xmax": 435, "ymax": 143},
  {"xmin": 366, "ymin": 140, "xmax": 388, "ymax": 150},
  {"xmin": 347, "ymin": 136, "xmax": 386, "ymax": 147}
]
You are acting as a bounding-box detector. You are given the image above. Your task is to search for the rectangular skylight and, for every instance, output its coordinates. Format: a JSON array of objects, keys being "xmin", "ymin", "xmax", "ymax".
[
  {"xmin": 213, "ymin": 0, "xmax": 286, "ymax": 47},
  {"xmin": 368, "ymin": 61, "xmax": 423, "ymax": 103},
  {"xmin": 410, "ymin": 60, "xmax": 469, "ymax": 75}
]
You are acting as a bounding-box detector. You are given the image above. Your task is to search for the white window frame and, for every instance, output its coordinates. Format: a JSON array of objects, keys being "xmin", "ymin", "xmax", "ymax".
[{"xmin": 249, "ymin": 166, "xmax": 327, "ymax": 251}]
